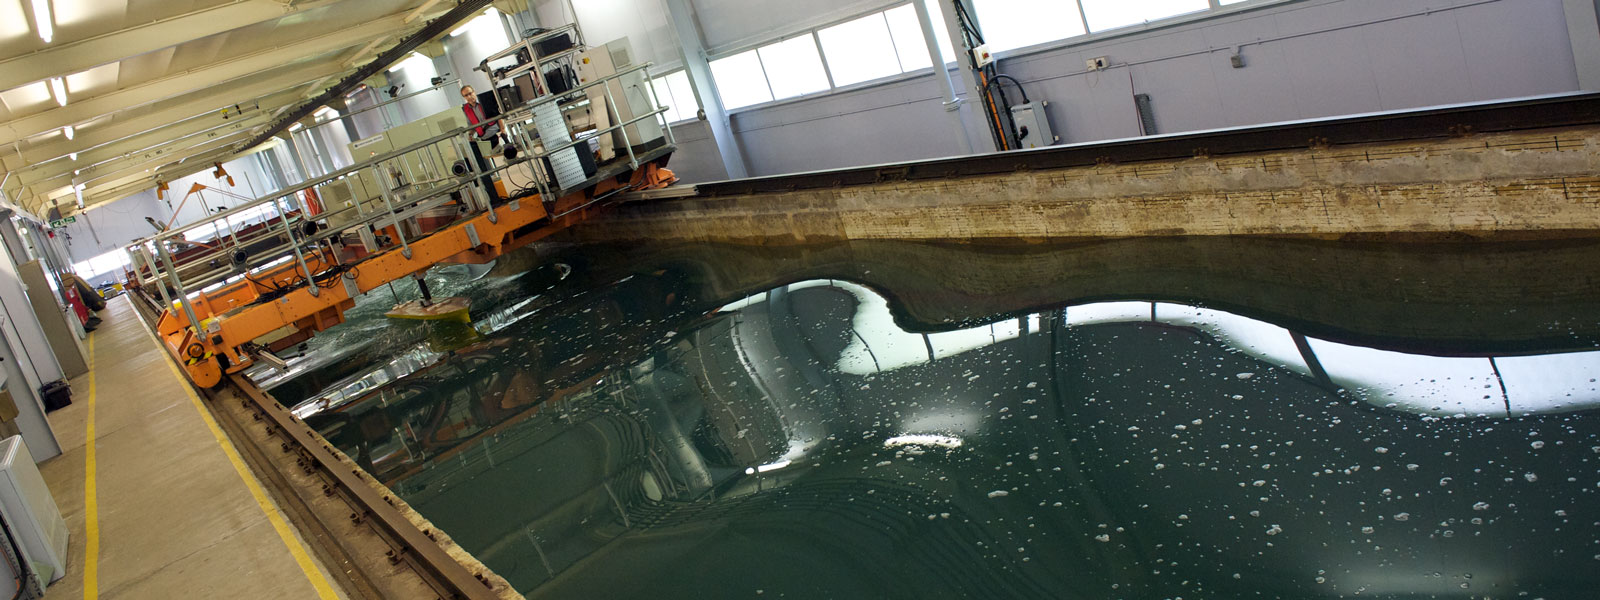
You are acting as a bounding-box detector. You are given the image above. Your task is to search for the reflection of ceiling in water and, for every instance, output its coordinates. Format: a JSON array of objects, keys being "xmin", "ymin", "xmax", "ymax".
[
  {"xmin": 275, "ymin": 238, "xmax": 1600, "ymax": 600},
  {"xmin": 722, "ymin": 280, "xmax": 1600, "ymax": 418}
]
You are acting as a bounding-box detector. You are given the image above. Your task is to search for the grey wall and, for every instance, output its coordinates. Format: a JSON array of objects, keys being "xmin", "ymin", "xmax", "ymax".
[
  {"xmin": 660, "ymin": 0, "xmax": 1588, "ymax": 182},
  {"xmin": 998, "ymin": 0, "xmax": 1578, "ymax": 140}
]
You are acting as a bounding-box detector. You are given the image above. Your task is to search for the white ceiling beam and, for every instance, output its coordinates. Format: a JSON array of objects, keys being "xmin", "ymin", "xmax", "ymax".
[
  {"xmin": 0, "ymin": 65, "xmax": 345, "ymax": 171},
  {"xmin": 0, "ymin": 0, "xmax": 350, "ymax": 92},
  {"xmin": 64, "ymin": 145, "xmax": 251, "ymax": 213},
  {"xmin": 0, "ymin": 16, "xmax": 413, "ymax": 147},
  {"xmin": 16, "ymin": 113, "xmax": 273, "ymax": 189},
  {"xmin": 343, "ymin": 36, "xmax": 393, "ymax": 67},
  {"xmin": 404, "ymin": 0, "xmax": 448, "ymax": 23},
  {"xmin": 35, "ymin": 141, "xmax": 232, "ymax": 210},
  {"xmin": 71, "ymin": 132, "xmax": 250, "ymax": 196}
]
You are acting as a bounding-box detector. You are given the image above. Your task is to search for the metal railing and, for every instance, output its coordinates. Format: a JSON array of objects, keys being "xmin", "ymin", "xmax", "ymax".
[
  {"xmin": 127, "ymin": 121, "xmax": 492, "ymax": 337},
  {"xmin": 496, "ymin": 62, "xmax": 677, "ymax": 202},
  {"xmin": 127, "ymin": 65, "xmax": 678, "ymax": 340}
]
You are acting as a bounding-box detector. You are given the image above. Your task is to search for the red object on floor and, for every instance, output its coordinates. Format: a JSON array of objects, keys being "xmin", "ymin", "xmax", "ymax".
[{"xmin": 64, "ymin": 286, "xmax": 89, "ymax": 325}]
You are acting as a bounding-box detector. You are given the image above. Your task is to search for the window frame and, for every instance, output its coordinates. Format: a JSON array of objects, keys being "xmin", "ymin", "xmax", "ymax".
[
  {"xmin": 701, "ymin": 0, "xmax": 1299, "ymax": 116},
  {"xmin": 650, "ymin": 70, "xmax": 705, "ymax": 125}
]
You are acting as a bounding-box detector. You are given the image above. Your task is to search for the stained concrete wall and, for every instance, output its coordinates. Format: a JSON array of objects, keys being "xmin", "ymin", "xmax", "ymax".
[{"xmin": 578, "ymin": 124, "xmax": 1600, "ymax": 243}]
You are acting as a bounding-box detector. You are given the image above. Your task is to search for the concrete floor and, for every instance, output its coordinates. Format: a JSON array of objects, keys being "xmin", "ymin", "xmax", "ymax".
[{"xmin": 35, "ymin": 296, "xmax": 346, "ymax": 599}]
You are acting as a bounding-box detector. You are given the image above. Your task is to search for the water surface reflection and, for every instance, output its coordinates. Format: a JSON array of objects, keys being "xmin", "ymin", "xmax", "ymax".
[{"xmin": 290, "ymin": 239, "xmax": 1600, "ymax": 599}]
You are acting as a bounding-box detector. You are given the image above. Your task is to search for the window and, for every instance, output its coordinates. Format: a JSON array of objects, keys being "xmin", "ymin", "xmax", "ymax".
[
  {"xmin": 884, "ymin": 5, "xmax": 933, "ymax": 71},
  {"xmin": 649, "ymin": 70, "xmax": 701, "ymax": 123},
  {"xmin": 757, "ymin": 36, "xmax": 831, "ymax": 98},
  {"xmin": 703, "ymin": 0, "xmax": 1269, "ymax": 111},
  {"xmin": 711, "ymin": 36, "xmax": 831, "ymax": 109},
  {"xmin": 72, "ymin": 249, "xmax": 132, "ymax": 284},
  {"xmin": 1079, "ymin": 0, "xmax": 1210, "ymax": 33},
  {"xmin": 818, "ymin": 14, "xmax": 902, "ymax": 87},
  {"xmin": 709, "ymin": 50, "xmax": 773, "ymax": 109},
  {"xmin": 922, "ymin": 0, "xmax": 957, "ymax": 64},
  {"xmin": 971, "ymin": 0, "xmax": 1085, "ymax": 53},
  {"xmin": 817, "ymin": 5, "xmax": 934, "ymax": 87}
]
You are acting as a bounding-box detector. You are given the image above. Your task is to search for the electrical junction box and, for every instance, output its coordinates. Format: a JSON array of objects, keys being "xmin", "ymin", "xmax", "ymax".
[
  {"xmin": 1009, "ymin": 101, "xmax": 1057, "ymax": 149},
  {"xmin": 972, "ymin": 44, "xmax": 995, "ymax": 68},
  {"xmin": 1086, "ymin": 56, "xmax": 1108, "ymax": 71}
]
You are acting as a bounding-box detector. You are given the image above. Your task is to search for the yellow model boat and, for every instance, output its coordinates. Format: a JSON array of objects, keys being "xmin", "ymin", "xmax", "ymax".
[{"xmin": 385, "ymin": 296, "xmax": 472, "ymax": 323}]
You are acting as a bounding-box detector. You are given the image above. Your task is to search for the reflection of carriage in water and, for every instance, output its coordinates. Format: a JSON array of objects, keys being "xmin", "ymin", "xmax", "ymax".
[
  {"xmin": 304, "ymin": 266, "xmax": 701, "ymax": 484},
  {"xmin": 311, "ymin": 337, "xmax": 544, "ymax": 480}
]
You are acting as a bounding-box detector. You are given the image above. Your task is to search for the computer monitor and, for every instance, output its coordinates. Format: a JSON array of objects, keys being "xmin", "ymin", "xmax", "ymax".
[{"xmin": 476, "ymin": 90, "xmax": 503, "ymax": 120}]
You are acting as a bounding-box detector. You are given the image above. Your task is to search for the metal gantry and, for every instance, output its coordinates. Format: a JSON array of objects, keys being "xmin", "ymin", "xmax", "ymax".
[{"xmin": 126, "ymin": 64, "xmax": 679, "ymax": 388}]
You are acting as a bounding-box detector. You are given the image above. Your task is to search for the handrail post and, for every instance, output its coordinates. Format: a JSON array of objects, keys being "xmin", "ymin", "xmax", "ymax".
[
  {"xmin": 142, "ymin": 246, "xmax": 177, "ymax": 314},
  {"xmin": 275, "ymin": 195, "xmax": 321, "ymax": 298},
  {"xmin": 449, "ymin": 136, "xmax": 483, "ymax": 215},
  {"xmin": 646, "ymin": 68, "xmax": 677, "ymax": 146},
  {"xmin": 377, "ymin": 184, "xmax": 413, "ymax": 260},
  {"xmin": 155, "ymin": 241, "xmax": 205, "ymax": 336},
  {"xmin": 602, "ymin": 82, "xmax": 639, "ymax": 169}
]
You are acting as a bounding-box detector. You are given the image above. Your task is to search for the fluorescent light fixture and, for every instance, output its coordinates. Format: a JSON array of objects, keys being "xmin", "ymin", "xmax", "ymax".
[
  {"xmin": 61, "ymin": 125, "xmax": 73, "ymax": 140},
  {"xmin": 48, "ymin": 77, "xmax": 65, "ymax": 106},
  {"xmin": 884, "ymin": 434, "xmax": 964, "ymax": 449},
  {"xmin": 743, "ymin": 459, "xmax": 791, "ymax": 475},
  {"xmin": 31, "ymin": 0, "xmax": 52, "ymax": 44}
]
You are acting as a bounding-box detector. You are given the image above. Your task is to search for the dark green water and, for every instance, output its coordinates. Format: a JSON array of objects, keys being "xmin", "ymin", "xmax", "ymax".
[{"xmin": 280, "ymin": 238, "xmax": 1600, "ymax": 599}]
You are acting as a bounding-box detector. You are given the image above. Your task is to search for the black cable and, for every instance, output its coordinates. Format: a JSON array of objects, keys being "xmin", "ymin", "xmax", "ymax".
[
  {"xmin": 988, "ymin": 74, "xmax": 1030, "ymax": 104},
  {"xmin": 949, "ymin": 0, "xmax": 1011, "ymax": 152},
  {"xmin": 982, "ymin": 75, "xmax": 1032, "ymax": 148},
  {"xmin": 0, "ymin": 503, "xmax": 34, "ymax": 600},
  {"xmin": 951, "ymin": 0, "xmax": 984, "ymax": 44}
]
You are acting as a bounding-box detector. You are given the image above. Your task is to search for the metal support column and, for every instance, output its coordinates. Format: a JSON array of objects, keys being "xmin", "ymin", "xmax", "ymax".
[
  {"xmin": 914, "ymin": 0, "xmax": 973, "ymax": 155},
  {"xmin": 1564, "ymin": 0, "xmax": 1600, "ymax": 90},
  {"xmin": 324, "ymin": 97, "xmax": 366, "ymax": 145},
  {"xmin": 935, "ymin": 0, "xmax": 999, "ymax": 153},
  {"xmin": 663, "ymin": 0, "xmax": 750, "ymax": 180},
  {"xmin": 275, "ymin": 132, "xmax": 313, "ymax": 184},
  {"xmin": 300, "ymin": 116, "xmax": 338, "ymax": 175}
]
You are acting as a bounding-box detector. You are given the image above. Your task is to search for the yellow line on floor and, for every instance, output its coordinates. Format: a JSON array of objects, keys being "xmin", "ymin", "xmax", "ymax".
[
  {"xmin": 82, "ymin": 334, "xmax": 98, "ymax": 600},
  {"xmin": 138, "ymin": 334, "xmax": 340, "ymax": 599}
]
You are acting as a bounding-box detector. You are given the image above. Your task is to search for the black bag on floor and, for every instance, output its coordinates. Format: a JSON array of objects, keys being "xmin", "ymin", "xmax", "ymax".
[{"xmin": 40, "ymin": 380, "xmax": 71, "ymax": 412}]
